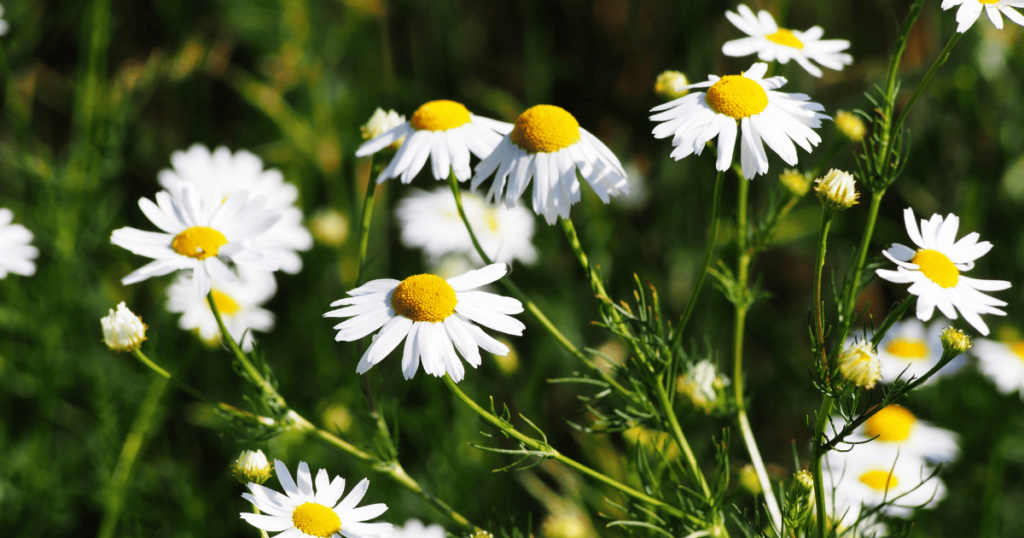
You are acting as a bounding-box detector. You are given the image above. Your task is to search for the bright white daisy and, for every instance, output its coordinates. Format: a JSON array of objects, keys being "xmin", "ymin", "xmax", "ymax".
[
  {"xmin": 392, "ymin": 519, "xmax": 445, "ymax": 538},
  {"xmin": 323, "ymin": 263, "xmax": 524, "ymax": 382},
  {"xmin": 942, "ymin": 0, "xmax": 1024, "ymax": 33},
  {"xmin": 823, "ymin": 445, "xmax": 947, "ymax": 520},
  {"xmin": 0, "ymin": 208, "xmax": 38, "ymax": 278},
  {"xmin": 356, "ymin": 100, "xmax": 513, "ymax": 184},
  {"xmin": 650, "ymin": 62, "xmax": 829, "ymax": 179},
  {"xmin": 241, "ymin": 459, "xmax": 392, "ymax": 538},
  {"xmin": 837, "ymin": 405, "xmax": 960, "ymax": 464},
  {"xmin": 876, "ymin": 208, "xmax": 1011, "ymax": 336},
  {"xmin": 111, "ymin": 186, "xmax": 285, "ymax": 298},
  {"xmin": 973, "ymin": 336, "xmax": 1024, "ymax": 399},
  {"xmin": 864, "ymin": 319, "xmax": 954, "ymax": 384},
  {"xmin": 723, "ymin": 4, "xmax": 853, "ymax": 78},
  {"xmin": 158, "ymin": 144, "xmax": 313, "ymax": 274},
  {"xmin": 470, "ymin": 104, "xmax": 630, "ymax": 224},
  {"xmin": 166, "ymin": 268, "xmax": 276, "ymax": 351},
  {"xmin": 396, "ymin": 187, "xmax": 537, "ymax": 265}
]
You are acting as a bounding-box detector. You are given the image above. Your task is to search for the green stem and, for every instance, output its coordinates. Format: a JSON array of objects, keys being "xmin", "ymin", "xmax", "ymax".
[
  {"xmin": 811, "ymin": 395, "xmax": 835, "ymax": 538},
  {"xmin": 814, "ymin": 209, "xmax": 835, "ymax": 365},
  {"xmin": 653, "ymin": 378, "xmax": 712, "ymax": 500},
  {"xmin": 809, "ymin": 207, "xmax": 836, "ymax": 538},
  {"xmin": 354, "ymin": 157, "xmax": 382, "ymax": 286},
  {"xmin": 207, "ymin": 293, "xmax": 282, "ymax": 405},
  {"xmin": 836, "ymin": 190, "xmax": 885, "ymax": 342},
  {"xmin": 892, "ymin": 33, "xmax": 961, "ymax": 138}
]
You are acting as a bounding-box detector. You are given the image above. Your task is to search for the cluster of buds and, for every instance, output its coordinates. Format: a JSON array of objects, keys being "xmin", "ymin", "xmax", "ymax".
[
  {"xmin": 815, "ymin": 169, "xmax": 860, "ymax": 211},
  {"xmin": 654, "ymin": 70, "xmax": 689, "ymax": 100},
  {"xmin": 838, "ymin": 342, "xmax": 881, "ymax": 390},
  {"xmin": 101, "ymin": 302, "xmax": 147, "ymax": 352}
]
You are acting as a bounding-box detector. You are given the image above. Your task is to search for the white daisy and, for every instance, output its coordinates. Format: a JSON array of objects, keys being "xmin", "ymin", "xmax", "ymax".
[
  {"xmin": 166, "ymin": 268, "xmax": 276, "ymax": 352},
  {"xmin": 837, "ymin": 405, "xmax": 960, "ymax": 464},
  {"xmin": 0, "ymin": 208, "xmax": 38, "ymax": 278},
  {"xmin": 241, "ymin": 459, "xmax": 392, "ymax": 538},
  {"xmin": 723, "ymin": 4, "xmax": 853, "ymax": 78},
  {"xmin": 470, "ymin": 104, "xmax": 630, "ymax": 224},
  {"xmin": 942, "ymin": 0, "xmax": 1024, "ymax": 33},
  {"xmin": 865, "ymin": 319, "xmax": 955, "ymax": 384},
  {"xmin": 396, "ymin": 187, "xmax": 537, "ymax": 265},
  {"xmin": 111, "ymin": 186, "xmax": 285, "ymax": 298},
  {"xmin": 158, "ymin": 144, "xmax": 313, "ymax": 274},
  {"xmin": 823, "ymin": 445, "xmax": 947, "ymax": 520},
  {"xmin": 876, "ymin": 208, "xmax": 1011, "ymax": 336},
  {"xmin": 392, "ymin": 519, "xmax": 445, "ymax": 538},
  {"xmin": 356, "ymin": 100, "xmax": 513, "ymax": 184},
  {"xmin": 973, "ymin": 336, "xmax": 1024, "ymax": 399},
  {"xmin": 650, "ymin": 62, "xmax": 829, "ymax": 179},
  {"xmin": 323, "ymin": 263, "xmax": 524, "ymax": 382},
  {"xmin": 0, "ymin": 4, "xmax": 9, "ymax": 36}
]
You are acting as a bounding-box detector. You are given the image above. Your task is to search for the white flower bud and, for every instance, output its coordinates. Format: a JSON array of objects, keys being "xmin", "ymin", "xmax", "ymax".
[
  {"xmin": 360, "ymin": 108, "xmax": 406, "ymax": 145},
  {"xmin": 654, "ymin": 70, "xmax": 689, "ymax": 100},
  {"xmin": 838, "ymin": 342, "xmax": 881, "ymax": 389},
  {"xmin": 231, "ymin": 449, "xmax": 273, "ymax": 485},
  {"xmin": 941, "ymin": 326, "xmax": 972, "ymax": 356},
  {"xmin": 101, "ymin": 302, "xmax": 147, "ymax": 352},
  {"xmin": 814, "ymin": 169, "xmax": 860, "ymax": 210}
]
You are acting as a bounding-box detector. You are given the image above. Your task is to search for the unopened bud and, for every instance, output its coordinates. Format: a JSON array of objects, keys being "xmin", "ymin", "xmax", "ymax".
[
  {"xmin": 470, "ymin": 532, "xmax": 495, "ymax": 538},
  {"xmin": 654, "ymin": 70, "xmax": 689, "ymax": 100},
  {"xmin": 794, "ymin": 470, "xmax": 814, "ymax": 494},
  {"xmin": 541, "ymin": 511, "xmax": 594, "ymax": 538},
  {"xmin": 738, "ymin": 464, "xmax": 762, "ymax": 495},
  {"xmin": 310, "ymin": 208, "xmax": 350, "ymax": 247},
  {"xmin": 231, "ymin": 449, "xmax": 273, "ymax": 485},
  {"xmin": 779, "ymin": 168, "xmax": 811, "ymax": 198},
  {"xmin": 784, "ymin": 470, "xmax": 816, "ymax": 529},
  {"xmin": 360, "ymin": 108, "xmax": 406, "ymax": 145},
  {"xmin": 815, "ymin": 169, "xmax": 859, "ymax": 211},
  {"xmin": 835, "ymin": 110, "xmax": 867, "ymax": 143},
  {"xmin": 941, "ymin": 326, "xmax": 972, "ymax": 356},
  {"xmin": 101, "ymin": 302, "xmax": 147, "ymax": 352},
  {"xmin": 839, "ymin": 343, "xmax": 881, "ymax": 390}
]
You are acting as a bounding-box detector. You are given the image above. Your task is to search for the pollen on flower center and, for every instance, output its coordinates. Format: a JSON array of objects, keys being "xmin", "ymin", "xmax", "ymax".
[
  {"xmin": 885, "ymin": 339, "xmax": 929, "ymax": 360},
  {"xmin": 978, "ymin": 0, "xmax": 1001, "ymax": 4},
  {"xmin": 391, "ymin": 274, "xmax": 458, "ymax": 323},
  {"xmin": 859, "ymin": 470, "xmax": 899, "ymax": 492},
  {"xmin": 705, "ymin": 75, "xmax": 769, "ymax": 119},
  {"xmin": 864, "ymin": 406, "xmax": 917, "ymax": 442},
  {"xmin": 291, "ymin": 502, "xmax": 342, "ymax": 538},
  {"xmin": 911, "ymin": 249, "xmax": 959, "ymax": 288},
  {"xmin": 210, "ymin": 289, "xmax": 241, "ymax": 315},
  {"xmin": 510, "ymin": 104, "xmax": 581, "ymax": 154},
  {"xmin": 766, "ymin": 28, "xmax": 804, "ymax": 49},
  {"xmin": 171, "ymin": 226, "xmax": 228, "ymax": 260},
  {"xmin": 409, "ymin": 100, "xmax": 472, "ymax": 131}
]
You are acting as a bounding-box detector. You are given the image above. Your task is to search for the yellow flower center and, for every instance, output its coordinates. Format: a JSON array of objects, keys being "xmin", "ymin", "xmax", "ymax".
[
  {"xmin": 766, "ymin": 28, "xmax": 804, "ymax": 49},
  {"xmin": 391, "ymin": 274, "xmax": 458, "ymax": 322},
  {"xmin": 979, "ymin": 0, "xmax": 1001, "ymax": 4},
  {"xmin": 171, "ymin": 226, "xmax": 228, "ymax": 260},
  {"xmin": 705, "ymin": 75, "xmax": 769, "ymax": 119},
  {"xmin": 884, "ymin": 339, "xmax": 929, "ymax": 360},
  {"xmin": 510, "ymin": 105, "xmax": 581, "ymax": 153},
  {"xmin": 858, "ymin": 470, "xmax": 899, "ymax": 492},
  {"xmin": 291, "ymin": 502, "xmax": 341, "ymax": 538},
  {"xmin": 1011, "ymin": 342, "xmax": 1024, "ymax": 363},
  {"xmin": 863, "ymin": 405, "xmax": 917, "ymax": 442},
  {"xmin": 484, "ymin": 209, "xmax": 500, "ymax": 232},
  {"xmin": 911, "ymin": 249, "xmax": 959, "ymax": 288},
  {"xmin": 409, "ymin": 100, "xmax": 472, "ymax": 131},
  {"xmin": 210, "ymin": 289, "xmax": 241, "ymax": 315}
]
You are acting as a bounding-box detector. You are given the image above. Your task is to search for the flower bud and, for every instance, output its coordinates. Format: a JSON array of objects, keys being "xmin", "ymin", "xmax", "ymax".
[
  {"xmin": 738, "ymin": 464, "xmax": 762, "ymax": 495},
  {"xmin": 541, "ymin": 510, "xmax": 595, "ymax": 538},
  {"xmin": 231, "ymin": 449, "xmax": 274, "ymax": 485},
  {"xmin": 470, "ymin": 532, "xmax": 495, "ymax": 538},
  {"xmin": 309, "ymin": 208, "xmax": 349, "ymax": 247},
  {"xmin": 839, "ymin": 343, "xmax": 881, "ymax": 390},
  {"xmin": 654, "ymin": 70, "xmax": 689, "ymax": 100},
  {"xmin": 676, "ymin": 360, "xmax": 729, "ymax": 414},
  {"xmin": 360, "ymin": 108, "xmax": 406, "ymax": 145},
  {"xmin": 784, "ymin": 470, "xmax": 816, "ymax": 529},
  {"xmin": 835, "ymin": 110, "xmax": 867, "ymax": 143},
  {"xmin": 794, "ymin": 470, "xmax": 814, "ymax": 494},
  {"xmin": 941, "ymin": 326, "xmax": 972, "ymax": 356},
  {"xmin": 779, "ymin": 168, "xmax": 811, "ymax": 198},
  {"xmin": 814, "ymin": 169, "xmax": 859, "ymax": 211},
  {"xmin": 101, "ymin": 302, "xmax": 147, "ymax": 352}
]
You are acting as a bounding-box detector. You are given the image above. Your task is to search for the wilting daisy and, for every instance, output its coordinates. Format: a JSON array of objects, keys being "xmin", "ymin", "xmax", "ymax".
[
  {"xmin": 392, "ymin": 520, "xmax": 445, "ymax": 538},
  {"xmin": 356, "ymin": 100, "xmax": 512, "ymax": 184},
  {"xmin": 166, "ymin": 269, "xmax": 276, "ymax": 351},
  {"xmin": 650, "ymin": 62, "xmax": 829, "ymax": 179},
  {"xmin": 158, "ymin": 144, "xmax": 313, "ymax": 274},
  {"xmin": 324, "ymin": 263, "xmax": 524, "ymax": 382},
  {"xmin": 470, "ymin": 104, "xmax": 630, "ymax": 224},
  {"xmin": 0, "ymin": 208, "xmax": 38, "ymax": 279},
  {"xmin": 241, "ymin": 460, "xmax": 391, "ymax": 538},
  {"xmin": 867, "ymin": 319, "xmax": 954, "ymax": 384},
  {"xmin": 837, "ymin": 405, "xmax": 960, "ymax": 464},
  {"xmin": 876, "ymin": 208, "xmax": 1011, "ymax": 336},
  {"xmin": 723, "ymin": 4, "xmax": 853, "ymax": 77},
  {"xmin": 111, "ymin": 186, "xmax": 285, "ymax": 298},
  {"xmin": 823, "ymin": 445, "xmax": 946, "ymax": 519},
  {"xmin": 396, "ymin": 187, "xmax": 537, "ymax": 265},
  {"xmin": 942, "ymin": 0, "xmax": 1024, "ymax": 33},
  {"xmin": 973, "ymin": 336, "xmax": 1024, "ymax": 399}
]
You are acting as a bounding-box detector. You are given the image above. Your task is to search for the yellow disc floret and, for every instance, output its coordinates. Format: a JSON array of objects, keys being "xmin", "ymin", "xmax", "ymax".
[
  {"xmin": 409, "ymin": 100, "xmax": 472, "ymax": 131},
  {"xmin": 766, "ymin": 28, "xmax": 804, "ymax": 49},
  {"xmin": 1011, "ymin": 341, "xmax": 1024, "ymax": 362},
  {"xmin": 391, "ymin": 274, "xmax": 458, "ymax": 323},
  {"xmin": 210, "ymin": 289, "xmax": 241, "ymax": 315},
  {"xmin": 858, "ymin": 470, "xmax": 898, "ymax": 492},
  {"xmin": 510, "ymin": 105, "xmax": 581, "ymax": 154},
  {"xmin": 705, "ymin": 75, "xmax": 769, "ymax": 119},
  {"xmin": 884, "ymin": 339, "xmax": 929, "ymax": 360},
  {"xmin": 291, "ymin": 502, "xmax": 342, "ymax": 538},
  {"xmin": 864, "ymin": 405, "xmax": 917, "ymax": 442},
  {"xmin": 171, "ymin": 226, "xmax": 228, "ymax": 260},
  {"xmin": 912, "ymin": 249, "xmax": 959, "ymax": 288}
]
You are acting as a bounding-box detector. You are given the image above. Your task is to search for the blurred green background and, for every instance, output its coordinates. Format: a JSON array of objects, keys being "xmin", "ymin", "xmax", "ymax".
[{"xmin": 1, "ymin": 0, "xmax": 1024, "ymax": 536}]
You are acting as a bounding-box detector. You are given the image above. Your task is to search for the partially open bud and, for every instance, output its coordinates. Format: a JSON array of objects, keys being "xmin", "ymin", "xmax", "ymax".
[
  {"xmin": 231, "ymin": 449, "xmax": 273, "ymax": 485},
  {"xmin": 676, "ymin": 360, "xmax": 729, "ymax": 414},
  {"xmin": 815, "ymin": 169, "xmax": 859, "ymax": 211},
  {"xmin": 839, "ymin": 342, "xmax": 881, "ymax": 390},
  {"xmin": 794, "ymin": 470, "xmax": 814, "ymax": 494},
  {"xmin": 779, "ymin": 168, "xmax": 812, "ymax": 198},
  {"xmin": 101, "ymin": 302, "xmax": 147, "ymax": 352},
  {"xmin": 654, "ymin": 70, "xmax": 689, "ymax": 100},
  {"xmin": 835, "ymin": 110, "xmax": 867, "ymax": 143},
  {"xmin": 941, "ymin": 326, "xmax": 972, "ymax": 356},
  {"xmin": 360, "ymin": 108, "xmax": 406, "ymax": 146}
]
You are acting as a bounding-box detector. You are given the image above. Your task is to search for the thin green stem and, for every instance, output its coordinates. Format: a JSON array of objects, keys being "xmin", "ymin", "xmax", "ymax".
[
  {"xmin": 354, "ymin": 157, "xmax": 382, "ymax": 286},
  {"xmin": 891, "ymin": 33, "xmax": 962, "ymax": 140},
  {"xmin": 207, "ymin": 292, "xmax": 282, "ymax": 404},
  {"xmin": 811, "ymin": 395, "xmax": 835, "ymax": 538},
  {"xmin": 814, "ymin": 209, "xmax": 835, "ymax": 366},
  {"xmin": 653, "ymin": 379, "xmax": 711, "ymax": 500},
  {"xmin": 836, "ymin": 190, "xmax": 885, "ymax": 342},
  {"xmin": 809, "ymin": 206, "xmax": 836, "ymax": 538}
]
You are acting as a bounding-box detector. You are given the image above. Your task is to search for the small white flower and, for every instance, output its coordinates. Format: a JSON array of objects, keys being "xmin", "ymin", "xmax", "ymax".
[
  {"xmin": 676, "ymin": 359, "xmax": 729, "ymax": 413},
  {"xmin": 973, "ymin": 337, "xmax": 1024, "ymax": 399},
  {"xmin": 838, "ymin": 405, "xmax": 960, "ymax": 464},
  {"xmin": 814, "ymin": 169, "xmax": 859, "ymax": 210},
  {"xmin": 0, "ymin": 208, "xmax": 38, "ymax": 279},
  {"xmin": 942, "ymin": 0, "xmax": 1024, "ymax": 33},
  {"xmin": 824, "ymin": 445, "xmax": 946, "ymax": 520},
  {"xmin": 723, "ymin": 5, "xmax": 853, "ymax": 77},
  {"xmin": 361, "ymin": 108, "xmax": 406, "ymax": 142},
  {"xmin": 166, "ymin": 269, "xmax": 276, "ymax": 352},
  {"xmin": 232, "ymin": 449, "xmax": 273, "ymax": 485},
  {"xmin": 101, "ymin": 302, "xmax": 147, "ymax": 352},
  {"xmin": 392, "ymin": 519, "xmax": 445, "ymax": 538},
  {"xmin": 838, "ymin": 342, "xmax": 881, "ymax": 389}
]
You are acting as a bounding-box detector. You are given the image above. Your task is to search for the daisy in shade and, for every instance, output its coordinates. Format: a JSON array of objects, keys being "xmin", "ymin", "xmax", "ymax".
[
  {"xmin": 650, "ymin": 62, "xmax": 829, "ymax": 179},
  {"xmin": 942, "ymin": 0, "xmax": 1024, "ymax": 33},
  {"xmin": 0, "ymin": 208, "xmax": 38, "ymax": 279},
  {"xmin": 158, "ymin": 145, "xmax": 313, "ymax": 274},
  {"xmin": 111, "ymin": 186, "xmax": 285, "ymax": 298},
  {"xmin": 470, "ymin": 104, "xmax": 630, "ymax": 224},
  {"xmin": 865, "ymin": 319, "xmax": 957, "ymax": 384},
  {"xmin": 835, "ymin": 405, "xmax": 960, "ymax": 464},
  {"xmin": 166, "ymin": 269, "xmax": 276, "ymax": 352},
  {"xmin": 324, "ymin": 263, "xmax": 524, "ymax": 382},
  {"xmin": 876, "ymin": 208, "xmax": 1011, "ymax": 336},
  {"xmin": 823, "ymin": 444, "xmax": 946, "ymax": 520},
  {"xmin": 241, "ymin": 459, "xmax": 392, "ymax": 538},
  {"xmin": 356, "ymin": 100, "xmax": 513, "ymax": 184},
  {"xmin": 723, "ymin": 4, "xmax": 853, "ymax": 78},
  {"xmin": 973, "ymin": 335, "xmax": 1024, "ymax": 399}
]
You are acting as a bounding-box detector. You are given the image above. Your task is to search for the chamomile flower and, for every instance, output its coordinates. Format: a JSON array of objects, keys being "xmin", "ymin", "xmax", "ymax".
[
  {"xmin": 723, "ymin": 5, "xmax": 853, "ymax": 78},
  {"xmin": 650, "ymin": 62, "xmax": 829, "ymax": 179},
  {"xmin": 823, "ymin": 445, "xmax": 946, "ymax": 519},
  {"xmin": 840, "ymin": 405, "xmax": 960, "ymax": 464},
  {"xmin": 111, "ymin": 186, "xmax": 285, "ymax": 298},
  {"xmin": 158, "ymin": 145, "xmax": 313, "ymax": 274},
  {"xmin": 392, "ymin": 519, "xmax": 445, "ymax": 538},
  {"xmin": 324, "ymin": 264, "xmax": 524, "ymax": 382},
  {"xmin": 942, "ymin": 0, "xmax": 1024, "ymax": 33},
  {"xmin": 973, "ymin": 336, "xmax": 1024, "ymax": 399},
  {"xmin": 356, "ymin": 100, "xmax": 513, "ymax": 183},
  {"xmin": 868, "ymin": 319, "xmax": 951, "ymax": 384},
  {"xmin": 876, "ymin": 208, "xmax": 1011, "ymax": 336},
  {"xmin": 396, "ymin": 187, "xmax": 537, "ymax": 265},
  {"xmin": 470, "ymin": 104, "xmax": 630, "ymax": 224},
  {"xmin": 0, "ymin": 208, "xmax": 38, "ymax": 278},
  {"xmin": 241, "ymin": 460, "xmax": 392, "ymax": 538},
  {"xmin": 166, "ymin": 269, "xmax": 276, "ymax": 352}
]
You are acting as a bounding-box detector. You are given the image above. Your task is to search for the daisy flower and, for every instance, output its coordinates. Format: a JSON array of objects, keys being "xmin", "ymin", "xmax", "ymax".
[
  {"xmin": 241, "ymin": 459, "xmax": 392, "ymax": 538},
  {"xmin": 111, "ymin": 186, "xmax": 285, "ymax": 298},
  {"xmin": 470, "ymin": 104, "xmax": 630, "ymax": 224},
  {"xmin": 723, "ymin": 4, "xmax": 853, "ymax": 78},
  {"xmin": 356, "ymin": 100, "xmax": 513, "ymax": 184},
  {"xmin": 0, "ymin": 208, "xmax": 38, "ymax": 279},
  {"xmin": 396, "ymin": 187, "xmax": 537, "ymax": 265},
  {"xmin": 973, "ymin": 336, "xmax": 1024, "ymax": 399},
  {"xmin": 392, "ymin": 519, "xmax": 445, "ymax": 538},
  {"xmin": 650, "ymin": 62, "xmax": 829, "ymax": 179},
  {"xmin": 838, "ymin": 405, "xmax": 960, "ymax": 464},
  {"xmin": 158, "ymin": 144, "xmax": 313, "ymax": 274},
  {"xmin": 166, "ymin": 269, "xmax": 276, "ymax": 352},
  {"xmin": 323, "ymin": 263, "xmax": 524, "ymax": 382},
  {"xmin": 823, "ymin": 445, "xmax": 946, "ymax": 520},
  {"xmin": 876, "ymin": 208, "xmax": 1011, "ymax": 336},
  {"xmin": 942, "ymin": 0, "xmax": 1024, "ymax": 33},
  {"xmin": 866, "ymin": 319, "xmax": 956, "ymax": 384}
]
